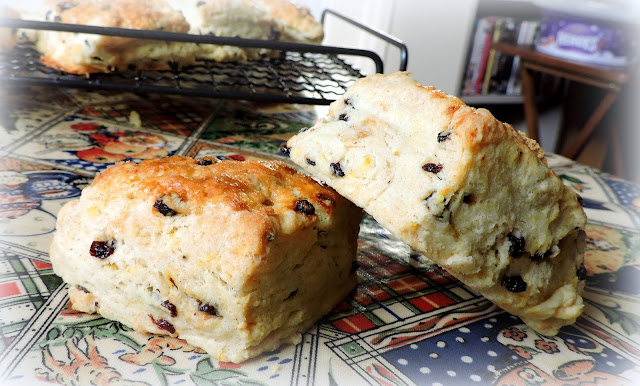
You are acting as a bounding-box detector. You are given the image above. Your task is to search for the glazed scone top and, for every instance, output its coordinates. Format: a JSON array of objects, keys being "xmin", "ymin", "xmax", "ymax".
[
  {"xmin": 84, "ymin": 156, "xmax": 343, "ymax": 269},
  {"xmin": 91, "ymin": 155, "xmax": 339, "ymax": 218}
]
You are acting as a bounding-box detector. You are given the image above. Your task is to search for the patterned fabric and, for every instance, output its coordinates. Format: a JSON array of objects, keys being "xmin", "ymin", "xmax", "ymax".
[{"xmin": 0, "ymin": 86, "xmax": 638, "ymax": 385}]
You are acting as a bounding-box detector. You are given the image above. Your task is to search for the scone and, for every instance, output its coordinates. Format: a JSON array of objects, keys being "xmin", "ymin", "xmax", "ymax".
[
  {"xmin": 49, "ymin": 156, "xmax": 362, "ymax": 363},
  {"xmin": 175, "ymin": 0, "xmax": 323, "ymax": 61},
  {"xmin": 0, "ymin": 7, "xmax": 19, "ymax": 51},
  {"xmin": 37, "ymin": 0, "xmax": 197, "ymax": 74},
  {"xmin": 285, "ymin": 72, "xmax": 587, "ymax": 336},
  {"xmin": 34, "ymin": 0, "xmax": 323, "ymax": 74}
]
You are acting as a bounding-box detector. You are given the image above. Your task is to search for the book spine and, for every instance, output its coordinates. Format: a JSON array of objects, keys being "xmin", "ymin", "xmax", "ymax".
[
  {"xmin": 462, "ymin": 17, "xmax": 492, "ymax": 96},
  {"xmin": 481, "ymin": 18, "xmax": 503, "ymax": 95},
  {"xmin": 511, "ymin": 20, "xmax": 540, "ymax": 95},
  {"xmin": 488, "ymin": 18, "xmax": 517, "ymax": 94},
  {"xmin": 506, "ymin": 20, "xmax": 530, "ymax": 95},
  {"xmin": 473, "ymin": 17, "xmax": 495, "ymax": 95}
]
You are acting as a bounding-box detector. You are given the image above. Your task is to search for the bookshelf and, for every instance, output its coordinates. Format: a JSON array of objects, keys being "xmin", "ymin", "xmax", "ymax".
[{"xmin": 459, "ymin": 0, "xmax": 542, "ymax": 105}]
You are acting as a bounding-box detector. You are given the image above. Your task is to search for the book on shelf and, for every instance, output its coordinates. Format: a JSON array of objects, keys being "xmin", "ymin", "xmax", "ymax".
[
  {"xmin": 473, "ymin": 17, "xmax": 496, "ymax": 95},
  {"xmin": 484, "ymin": 18, "xmax": 518, "ymax": 95},
  {"xmin": 462, "ymin": 16, "xmax": 495, "ymax": 96},
  {"xmin": 480, "ymin": 18, "xmax": 504, "ymax": 95},
  {"xmin": 461, "ymin": 17, "xmax": 540, "ymax": 98},
  {"xmin": 506, "ymin": 19, "xmax": 540, "ymax": 96}
]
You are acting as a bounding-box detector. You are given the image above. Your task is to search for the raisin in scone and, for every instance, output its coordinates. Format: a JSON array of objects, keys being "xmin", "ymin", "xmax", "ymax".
[
  {"xmin": 50, "ymin": 156, "xmax": 362, "ymax": 363},
  {"xmin": 286, "ymin": 72, "xmax": 587, "ymax": 336}
]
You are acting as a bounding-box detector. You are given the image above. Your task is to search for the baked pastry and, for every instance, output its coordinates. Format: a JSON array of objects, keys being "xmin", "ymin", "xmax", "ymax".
[
  {"xmin": 49, "ymin": 156, "xmax": 362, "ymax": 363},
  {"xmin": 175, "ymin": 0, "xmax": 323, "ymax": 61},
  {"xmin": 0, "ymin": 7, "xmax": 19, "ymax": 51},
  {"xmin": 37, "ymin": 0, "xmax": 196, "ymax": 74},
  {"xmin": 285, "ymin": 72, "xmax": 587, "ymax": 336},
  {"xmin": 34, "ymin": 0, "xmax": 323, "ymax": 74},
  {"xmin": 2, "ymin": 0, "xmax": 49, "ymax": 43}
]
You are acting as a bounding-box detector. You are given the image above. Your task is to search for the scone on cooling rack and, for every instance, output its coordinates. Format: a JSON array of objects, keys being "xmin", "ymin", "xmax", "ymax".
[
  {"xmin": 36, "ymin": 0, "xmax": 198, "ymax": 74},
  {"xmin": 175, "ymin": 0, "xmax": 324, "ymax": 61},
  {"xmin": 33, "ymin": 0, "xmax": 323, "ymax": 74},
  {"xmin": 49, "ymin": 156, "xmax": 362, "ymax": 363},
  {"xmin": 0, "ymin": 7, "xmax": 19, "ymax": 51},
  {"xmin": 285, "ymin": 72, "xmax": 587, "ymax": 336}
]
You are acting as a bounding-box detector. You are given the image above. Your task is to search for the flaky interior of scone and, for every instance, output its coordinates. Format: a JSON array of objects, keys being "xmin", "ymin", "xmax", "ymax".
[
  {"xmin": 51, "ymin": 157, "xmax": 362, "ymax": 363},
  {"xmin": 286, "ymin": 72, "xmax": 587, "ymax": 336}
]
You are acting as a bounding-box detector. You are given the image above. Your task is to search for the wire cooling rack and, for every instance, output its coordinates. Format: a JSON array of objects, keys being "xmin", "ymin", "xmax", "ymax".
[{"xmin": 0, "ymin": 10, "xmax": 408, "ymax": 105}]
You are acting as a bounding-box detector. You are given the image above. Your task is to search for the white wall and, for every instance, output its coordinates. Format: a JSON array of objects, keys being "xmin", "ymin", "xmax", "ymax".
[
  {"xmin": 295, "ymin": 0, "xmax": 479, "ymax": 95},
  {"xmin": 294, "ymin": 0, "xmax": 396, "ymax": 76},
  {"xmin": 385, "ymin": 0, "xmax": 478, "ymax": 95}
]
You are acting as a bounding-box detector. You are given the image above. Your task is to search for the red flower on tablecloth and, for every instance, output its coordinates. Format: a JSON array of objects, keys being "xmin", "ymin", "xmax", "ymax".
[
  {"xmin": 77, "ymin": 106, "xmax": 104, "ymax": 118},
  {"xmin": 506, "ymin": 344, "xmax": 534, "ymax": 360},
  {"xmin": 502, "ymin": 326, "xmax": 527, "ymax": 341},
  {"xmin": 535, "ymin": 339, "xmax": 560, "ymax": 354},
  {"xmin": 70, "ymin": 122, "xmax": 105, "ymax": 132},
  {"xmin": 76, "ymin": 132, "xmax": 169, "ymax": 163},
  {"xmin": 88, "ymin": 133, "xmax": 117, "ymax": 146}
]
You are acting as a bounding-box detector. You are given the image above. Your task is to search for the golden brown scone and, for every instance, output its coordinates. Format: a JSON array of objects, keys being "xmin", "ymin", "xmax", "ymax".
[
  {"xmin": 2, "ymin": 1, "xmax": 49, "ymax": 44},
  {"xmin": 0, "ymin": 6, "xmax": 19, "ymax": 51},
  {"xmin": 286, "ymin": 72, "xmax": 587, "ymax": 336},
  {"xmin": 50, "ymin": 156, "xmax": 362, "ymax": 363},
  {"xmin": 258, "ymin": 0, "xmax": 324, "ymax": 44},
  {"xmin": 37, "ymin": 0, "xmax": 196, "ymax": 74},
  {"xmin": 174, "ymin": 0, "xmax": 323, "ymax": 62},
  {"xmin": 34, "ymin": 0, "xmax": 323, "ymax": 73}
]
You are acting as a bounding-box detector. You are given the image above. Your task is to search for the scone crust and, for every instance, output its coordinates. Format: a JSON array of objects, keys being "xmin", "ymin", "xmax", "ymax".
[{"xmin": 287, "ymin": 72, "xmax": 587, "ymax": 336}]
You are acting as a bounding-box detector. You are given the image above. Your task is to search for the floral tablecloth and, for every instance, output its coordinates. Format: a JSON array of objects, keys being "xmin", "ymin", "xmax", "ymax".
[{"xmin": 0, "ymin": 86, "xmax": 639, "ymax": 385}]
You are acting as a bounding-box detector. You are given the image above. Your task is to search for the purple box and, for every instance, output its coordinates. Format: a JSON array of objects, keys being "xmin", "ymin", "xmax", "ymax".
[{"xmin": 535, "ymin": 8, "xmax": 636, "ymax": 67}]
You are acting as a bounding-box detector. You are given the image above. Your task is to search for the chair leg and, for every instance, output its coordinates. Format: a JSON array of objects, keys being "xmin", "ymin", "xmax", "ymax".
[
  {"xmin": 520, "ymin": 64, "xmax": 539, "ymax": 142},
  {"xmin": 564, "ymin": 90, "xmax": 619, "ymax": 159}
]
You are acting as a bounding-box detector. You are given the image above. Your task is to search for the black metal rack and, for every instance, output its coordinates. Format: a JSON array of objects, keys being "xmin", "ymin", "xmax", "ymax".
[{"xmin": 0, "ymin": 10, "xmax": 408, "ymax": 105}]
